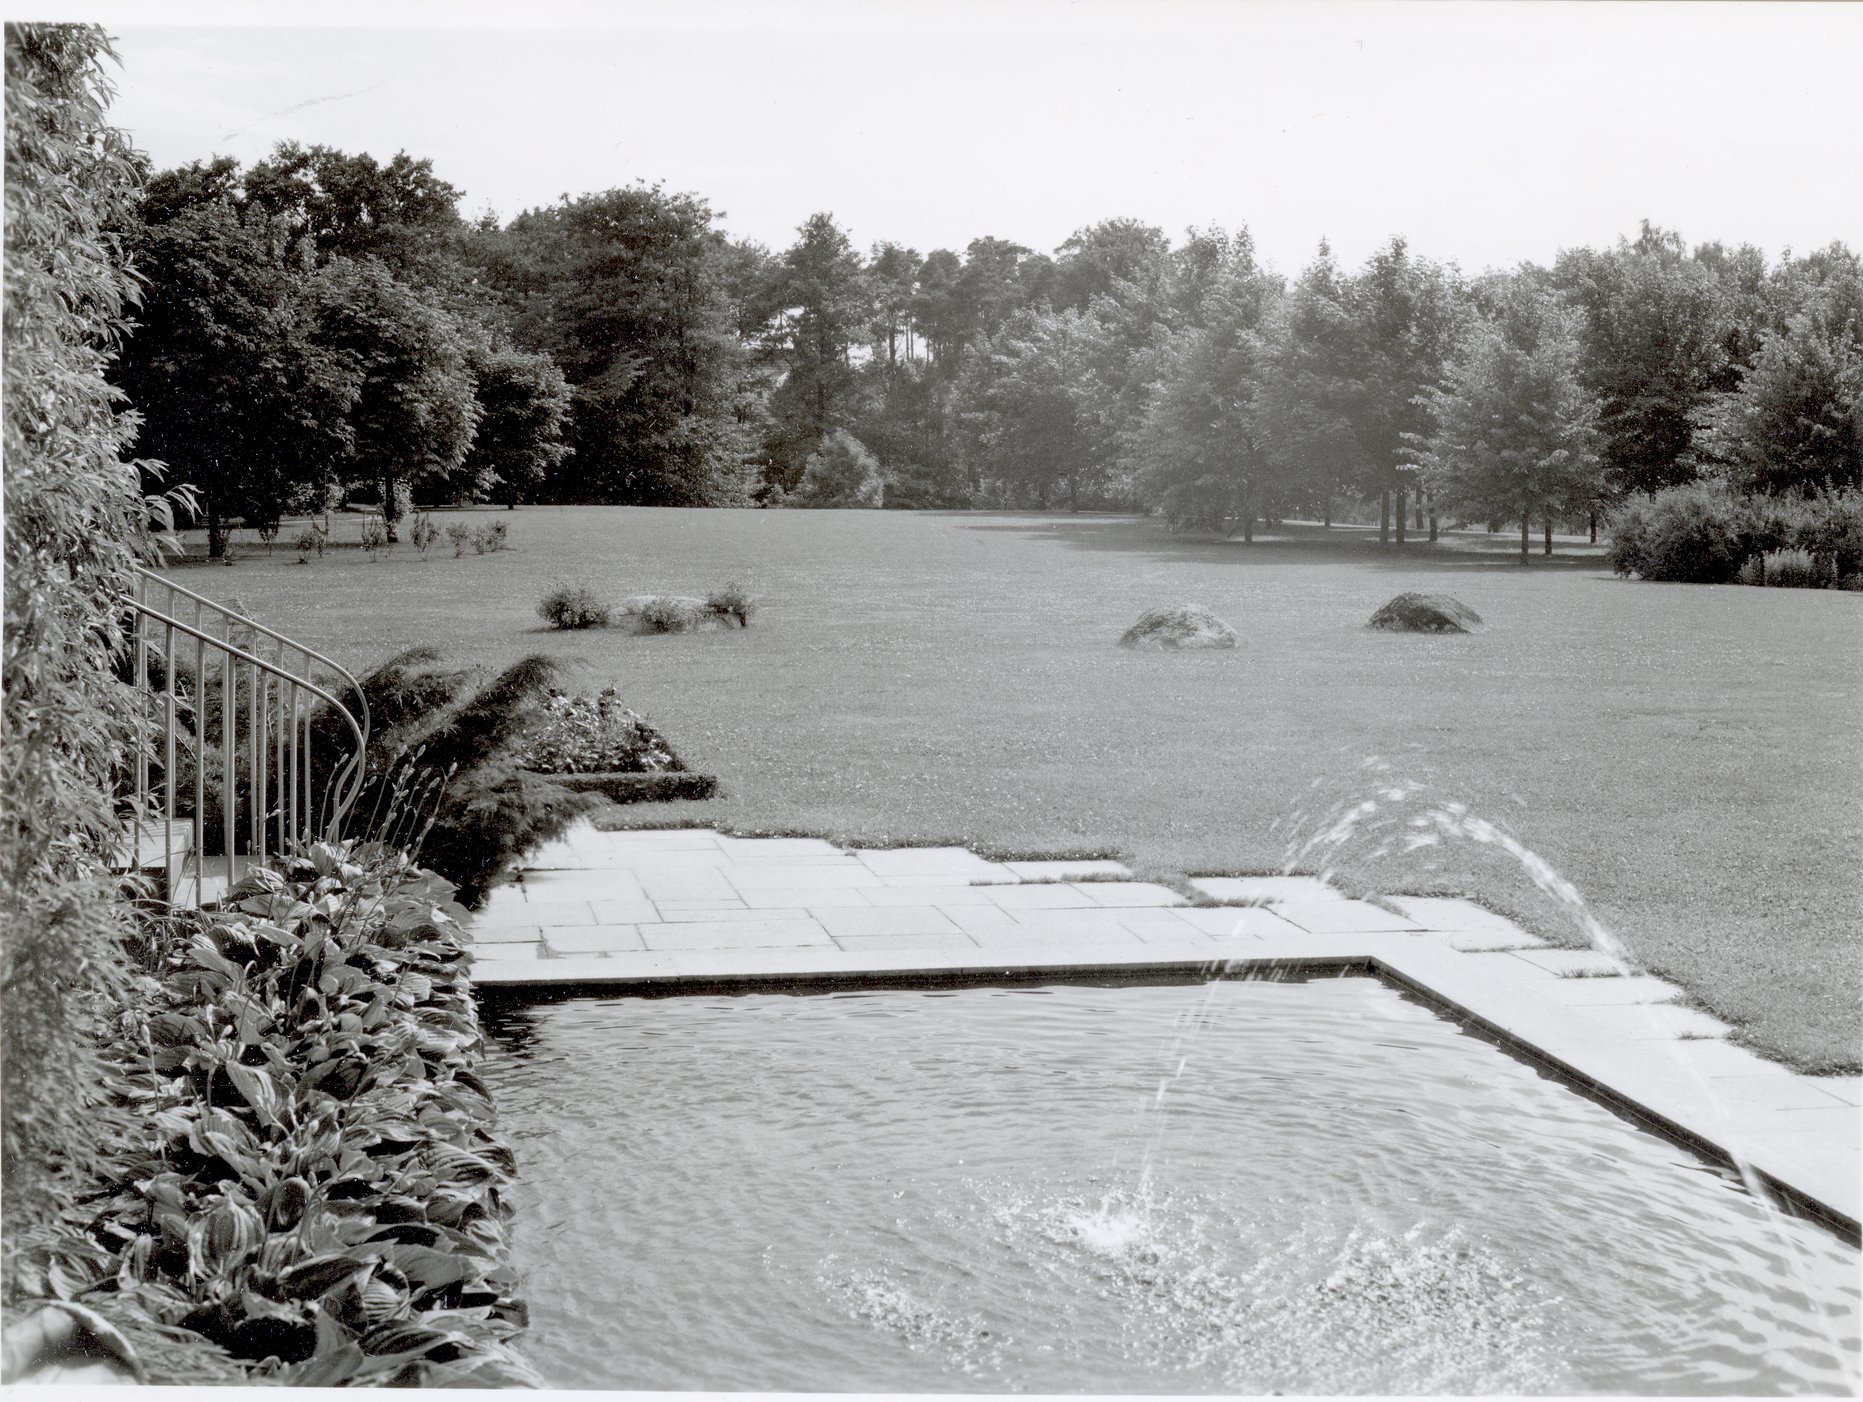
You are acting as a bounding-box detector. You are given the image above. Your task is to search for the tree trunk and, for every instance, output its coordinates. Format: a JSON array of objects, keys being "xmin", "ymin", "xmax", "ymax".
[
  {"xmin": 206, "ymin": 495, "xmax": 226, "ymax": 560},
  {"xmin": 1069, "ymin": 472, "xmax": 1079, "ymax": 513},
  {"xmin": 1240, "ymin": 482, "xmax": 1253, "ymax": 543},
  {"xmin": 1322, "ymin": 498, "xmax": 1332, "ymax": 529},
  {"xmin": 381, "ymin": 475, "xmax": 403, "ymax": 543},
  {"xmin": 1428, "ymin": 512, "xmax": 1439, "ymax": 543},
  {"xmin": 1519, "ymin": 509, "xmax": 1530, "ymax": 565},
  {"xmin": 1379, "ymin": 490, "xmax": 1390, "ymax": 546},
  {"xmin": 1544, "ymin": 516, "xmax": 1554, "ymax": 556},
  {"xmin": 1589, "ymin": 510, "xmax": 1597, "ymax": 544},
  {"xmin": 1394, "ymin": 486, "xmax": 1407, "ymax": 547},
  {"xmin": 1415, "ymin": 498, "xmax": 1424, "ymax": 530}
]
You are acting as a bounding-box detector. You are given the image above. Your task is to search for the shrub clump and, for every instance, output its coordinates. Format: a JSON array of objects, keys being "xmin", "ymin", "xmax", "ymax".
[
  {"xmin": 471, "ymin": 521, "xmax": 509, "ymax": 555},
  {"xmin": 1609, "ymin": 482, "xmax": 1863, "ymax": 584},
  {"xmin": 1754, "ymin": 548, "xmax": 1838, "ymax": 589},
  {"xmin": 515, "ymin": 687, "xmax": 682, "ymax": 775},
  {"xmin": 8, "ymin": 846, "xmax": 537, "ymax": 1387},
  {"xmin": 312, "ymin": 649, "xmax": 595, "ymax": 905},
  {"xmin": 705, "ymin": 581, "xmax": 755, "ymax": 627},
  {"xmin": 444, "ymin": 522, "xmax": 471, "ymax": 557},
  {"xmin": 537, "ymin": 583, "xmax": 610, "ymax": 630},
  {"xmin": 785, "ymin": 430, "xmax": 884, "ymax": 508},
  {"xmin": 628, "ymin": 595, "xmax": 709, "ymax": 633}
]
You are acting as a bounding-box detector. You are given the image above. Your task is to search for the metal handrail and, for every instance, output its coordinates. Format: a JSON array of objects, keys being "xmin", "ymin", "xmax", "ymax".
[
  {"xmin": 121, "ymin": 581, "xmax": 370, "ymax": 907},
  {"xmin": 132, "ymin": 565, "xmax": 371, "ymax": 743}
]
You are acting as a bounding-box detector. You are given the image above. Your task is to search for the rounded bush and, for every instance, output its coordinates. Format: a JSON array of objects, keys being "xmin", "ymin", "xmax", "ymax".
[
  {"xmin": 1760, "ymin": 548, "xmax": 1837, "ymax": 589},
  {"xmin": 1608, "ymin": 484, "xmax": 1741, "ymax": 583},
  {"xmin": 537, "ymin": 584, "xmax": 610, "ymax": 630},
  {"xmin": 705, "ymin": 581, "xmax": 755, "ymax": 627}
]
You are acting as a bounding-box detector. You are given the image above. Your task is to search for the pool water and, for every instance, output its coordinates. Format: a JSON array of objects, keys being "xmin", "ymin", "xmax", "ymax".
[{"xmin": 482, "ymin": 975, "xmax": 1860, "ymax": 1393}]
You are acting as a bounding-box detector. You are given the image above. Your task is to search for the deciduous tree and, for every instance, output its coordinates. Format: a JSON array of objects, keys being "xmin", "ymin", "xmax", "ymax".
[{"xmin": 1410, "ymin": 282, "xmax": 1603, "ymax": 562}]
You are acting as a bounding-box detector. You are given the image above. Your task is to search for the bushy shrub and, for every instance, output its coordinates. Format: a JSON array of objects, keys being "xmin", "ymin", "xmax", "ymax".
[
  {"xmin": 310, "ymin": 650, "xmax": 595, "ymax": 904},
  {"xmin": 705, "ymin": 581, "xmax": 755, "ymax": 627},
  {"xmin": 1759, "ymin": 548, "xmax": 1838, "ymax": 589},
  {"xmin": 10, "ymin": 846, "xmax": 537, "ymax": 1386},
  {"xmin": 537, "ymin": 583, "xmax": 610, "ymax": 630},
  {"xmin": 1606, "ymin": 483, "xmax": 1743, "ymax": 583},
  {"xmin": 1609, "ymin": 483, "xmax": 1863, "ymax": 584},
  {"xmin": 408, "ymin": 511, "xmax": 439, "ymax": 558},
  {"xmin": 444, "ymin": 521, "xmax": 471, "ymax": 557},
  {"xmin": 636, "ymin": 595, "xmax": 705, "ymax": 633},
  {"xmin": 292, "ymin": 526, "xmax": 325, "ymax": 563},
  {"xmin": 786, "ymin": 430, "xmax": 884, "ymax": 508},
  {"xmin": 471, "ymin": 521, "xmax": 509, "ymax": 555},
  {"xmin": 357, "ymin": 514, "xmax": 387, "ymax": 558},
  {"xmin": 516, "ymin": 688, "xmax": 682, "ymax": 774},
  {"xmin": 1736, "ymin": 554, "xmax": 1766, "ymax": 587}
]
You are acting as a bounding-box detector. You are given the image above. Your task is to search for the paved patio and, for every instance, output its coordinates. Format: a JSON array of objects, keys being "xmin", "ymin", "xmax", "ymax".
[{"xmin": 468, "ymin": 824, "xmax": 1860, "ymax": 1239}]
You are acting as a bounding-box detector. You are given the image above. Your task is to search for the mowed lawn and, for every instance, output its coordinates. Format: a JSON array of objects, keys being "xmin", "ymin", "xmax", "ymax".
[{"xmin": 181, "ymin": 506, "xmax": 1863, "ymax": 1072}]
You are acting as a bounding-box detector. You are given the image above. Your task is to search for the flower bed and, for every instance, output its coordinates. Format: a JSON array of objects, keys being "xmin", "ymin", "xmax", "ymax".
[
  {"xmin": 514, "ymin": 688, "xmax": 717, "ymax": 803},
  {"xmin": 8, "ymin": 845, "xmax": 537, "ymax": 1387},
  {"xmin": 515, "ymin": 688, "xmax": 683, "ymax": 775}
]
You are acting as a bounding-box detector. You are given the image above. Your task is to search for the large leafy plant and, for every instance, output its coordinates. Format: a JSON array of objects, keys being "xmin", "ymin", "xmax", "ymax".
[{"xmin": 12, "ymin": 844, "xmax": 538, "ymax": 1386}]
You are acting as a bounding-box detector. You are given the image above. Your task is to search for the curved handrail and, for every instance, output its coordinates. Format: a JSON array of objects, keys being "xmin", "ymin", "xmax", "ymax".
[
  {"xmin": 126, "ymin": 599, "xmax": 371, "ymax": 842},
  {"xmin": 132, "ymin": 565, "xmax": 371, "ymax": 750}
]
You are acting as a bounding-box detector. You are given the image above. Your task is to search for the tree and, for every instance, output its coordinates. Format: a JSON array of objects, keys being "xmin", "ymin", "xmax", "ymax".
[
  {"xmin": 309, "ymin": 258, "xmax": 480, "ymax": 538},
  {"xmin": 116, "ymin": 189, "xmax": 356, "ymax": 555},
  {"xmin": 452, "ymin": 345, "xmax": 574, "ymax": 506},
  {"xmin": 1131, "ymin": 259, "xmax": 1280, "ymax": 534},
  {"xmin": 952, "ymin": 306, "xmax": 1111, "ymax": 509},
  {"xmin": 244, "ymin": 141, "xmax": 466, "ymax": 284},
  {"xmin": 785, "ymin": 428, "xmax": 884, "ymax": 507},
  {"xmin": 759, "ymin": 212, "xmax": 872, "ymax": 490},
  {"xmin": 487, "ymin": 185, "xmax": 752, "ymax": 506},
  {"xmin": 1052, "ymin": 218, "xmax": 1170, "ymax": 312},
  {"xmin": 1351, "ymin": 238, "xmax": 1463, "ymax": 543},
  {"xmin": 1258, "ymin": 242, "xmax": 1366, "ymax": 524},
  {"xmin": 1694, "ymin": 297, "xmax": 1863, "ymax": 494},
  {"xmin": 1555, "ymin": 223, "xmax": 1730, "ymax": 497},
  {"xmin": 1410, "ymin": 281, "xmax": 1603, "ymax": 563}
]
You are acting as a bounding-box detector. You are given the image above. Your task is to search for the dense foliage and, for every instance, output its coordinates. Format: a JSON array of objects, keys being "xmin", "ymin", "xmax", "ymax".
[
  {"xmin": 1, "ymin": 22, "xmax": 178, "ymax": 1274},
  {"xmin": 1607, "ymin": 481, "xmax": 1863, "ymax": 584},
  {"xmin": 536, "ymin": 583, "xmax": 610, "ymax": 630},
  {"xmin": 112, "ymin": 121, "xmax": 1859, "ymax": 560},
  {"xmin": 11, "ymin": 846, "xmax": 537, "ymax": 1386},
  {"xmin": 317, "ymin": 649, "xmax": 594, "ymax": 905},
  {"xmin": 515, "ymin": 689, "xmax": 682, "ymax": 775}
]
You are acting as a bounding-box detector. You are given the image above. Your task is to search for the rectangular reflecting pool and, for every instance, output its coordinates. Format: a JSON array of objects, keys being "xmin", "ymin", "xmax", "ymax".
[{"xmin": 482, "ymin": 973, "xmax": 1860, "ymax": 1394}]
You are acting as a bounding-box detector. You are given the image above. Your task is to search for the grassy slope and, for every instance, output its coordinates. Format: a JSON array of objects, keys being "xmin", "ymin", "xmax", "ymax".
[{"xmin": 187, "ymin": 507, "xmax": 1863, "ymax": 1071}]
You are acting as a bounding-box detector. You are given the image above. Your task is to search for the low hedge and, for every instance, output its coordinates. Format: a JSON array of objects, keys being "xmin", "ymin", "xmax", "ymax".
[{"xmin": 8, "ymin": 844, "xmax": 538, "ymax": 1387}]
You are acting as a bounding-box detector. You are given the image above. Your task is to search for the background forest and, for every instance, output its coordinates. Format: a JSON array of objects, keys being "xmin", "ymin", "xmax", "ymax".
[{"xmin": 120, "ymin": 144, "xmax": 1861, "ymax": 566}]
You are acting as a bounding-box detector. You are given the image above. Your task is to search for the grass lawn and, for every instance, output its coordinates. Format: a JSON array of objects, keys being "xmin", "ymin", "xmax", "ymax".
[{"xmin": 179, "ymin": 506, "xmax": 1863, "ymax": 1072}]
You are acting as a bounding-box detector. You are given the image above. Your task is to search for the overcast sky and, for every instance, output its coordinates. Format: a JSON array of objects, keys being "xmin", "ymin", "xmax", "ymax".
[{"xmin": 66, "ymin": 0, "xmax": 1863, "ymax": 277}]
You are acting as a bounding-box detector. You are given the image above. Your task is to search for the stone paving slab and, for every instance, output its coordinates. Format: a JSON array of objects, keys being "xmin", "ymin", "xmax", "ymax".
[
  {"xmin": 1189, "ymin": 875, "xmax": 1343, "ymax": 904},
  {"xmin": 468, "ymin": 824, "xmax": 1861, "ymax": 1238},
  {"xmin": 1002, "ymin": 859, "xmax": 1134, "ymax": 881},
  {"xmin": 1071, "ymin": 881, "xmax": 1186, "ymax": 907}
]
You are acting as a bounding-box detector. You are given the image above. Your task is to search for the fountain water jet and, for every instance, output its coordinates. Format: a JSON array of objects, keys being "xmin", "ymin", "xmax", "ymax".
[{"xmin": 1274, "ymin": 756, "xmax": 1859, "ymax": 1389}]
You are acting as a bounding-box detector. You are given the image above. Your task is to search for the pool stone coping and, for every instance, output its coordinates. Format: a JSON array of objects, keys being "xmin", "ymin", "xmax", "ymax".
[{"xmin": 468, "ymin": 824, "xmax": 1861, "ymax": 1243}]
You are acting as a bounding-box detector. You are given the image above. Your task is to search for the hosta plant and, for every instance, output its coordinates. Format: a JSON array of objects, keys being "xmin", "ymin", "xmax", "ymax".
[{"xmin": 9, "ymin": 843, "xmax": 539, "ymax": 1387}]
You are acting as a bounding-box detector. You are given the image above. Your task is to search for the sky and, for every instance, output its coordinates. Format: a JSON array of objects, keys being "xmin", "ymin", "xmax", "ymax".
[{"xmin": 47, "ymin": 0, "xmax": 1863, "ymax": 277}]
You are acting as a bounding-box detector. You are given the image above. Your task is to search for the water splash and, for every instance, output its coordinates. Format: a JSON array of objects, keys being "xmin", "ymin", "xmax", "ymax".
[
  {"xmin": 1280, "ymin": 758, "xmax": 1629, "ymax": 964},
  {"xmin": 1276, "ymin": 757, "xmax": 1857, "ymax": 1388}
]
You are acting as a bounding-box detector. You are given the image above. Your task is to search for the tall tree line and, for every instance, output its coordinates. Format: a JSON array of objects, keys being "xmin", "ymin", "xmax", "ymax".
[{"xmin": 116, "ymin": 142, "xmax": 1861, "ymax": 545}]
